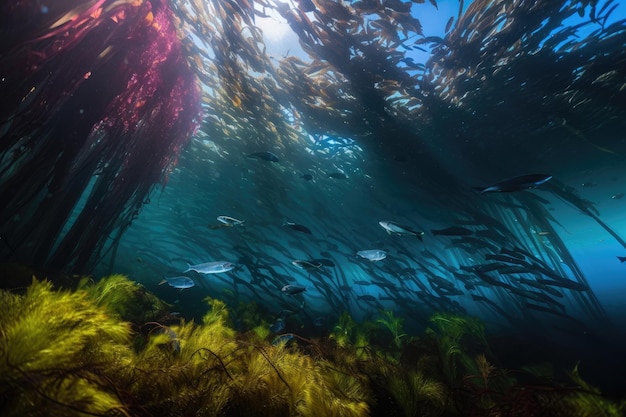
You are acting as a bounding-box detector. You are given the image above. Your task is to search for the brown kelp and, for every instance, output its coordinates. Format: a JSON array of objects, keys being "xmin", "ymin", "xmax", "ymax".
[{"xmin": 0, "ymin": 0, "xmax": 201, "ymax": 273}]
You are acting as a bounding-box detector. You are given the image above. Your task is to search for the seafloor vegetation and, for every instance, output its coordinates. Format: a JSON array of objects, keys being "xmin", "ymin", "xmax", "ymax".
[{"xmin": 1, "ymin": 274, "xmax": 623, "ymax": 417}]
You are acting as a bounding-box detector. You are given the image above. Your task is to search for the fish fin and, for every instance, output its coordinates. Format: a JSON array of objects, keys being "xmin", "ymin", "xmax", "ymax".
[
  {"xmin": 183, "ymin": 263, "xmax": 192, "ymax": 273},
  {"xmin": 472, "ymin": 186, "xmax": 487, "ymax": 194},
  {"xmin": 158, "ymin": 279, "xmax": 167, "ymax": 285},
  {"xmin": 618, "ymin": 256, "xmax": 626, "ymax": 263}
]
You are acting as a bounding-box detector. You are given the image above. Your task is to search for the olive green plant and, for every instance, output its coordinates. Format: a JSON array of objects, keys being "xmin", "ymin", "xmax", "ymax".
[
  {"xmin": 557, "ymin": 362, "xmax": 626, "ymax": 417},
  {"xmin": 427, "ymin": 312, "xmax": 488, "ymax": 386},
  {"xmin": 386, "ymin": 369, "xmax": 448, "ymax": 417},
  {"xmin": 0, "ymin": 278, "xmax": 132, "ymax": 417},
  {"xmin": 376, "ymin": 309, "xmax": 407, "ymax": 349},
  {"xmin": 79, "ymin": 273, "xmax": 170, "ymax": 323}
]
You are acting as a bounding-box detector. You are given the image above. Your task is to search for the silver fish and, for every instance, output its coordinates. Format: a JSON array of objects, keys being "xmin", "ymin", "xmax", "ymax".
[
  {"xmin": 159, "ymin": 276, "xmax": 195, "ymax": 289},
  {"xmin": 356, "ymin": 249, "xmax": 387, "ymax": 261},
  {"xmin": 217, "ymin": 215, "xmax": 245, "ymax": 226},
  {"xmin": 281, "ymin": 284, "xmax": 306, "ymax": 295},
  {"xmin": 379, "ymin": 220, "xmax": 424, "ymax": 240},
  {"xmin": 184, "ymin": 261, "xmax": 235, "ymax": 274},
  {"xmin": 292, "ymin": 259, "xmax": 323, "ymax": 269},
  {"xmin": 475, "ymin": 174, "xmax": 552, "ymax": 194}
]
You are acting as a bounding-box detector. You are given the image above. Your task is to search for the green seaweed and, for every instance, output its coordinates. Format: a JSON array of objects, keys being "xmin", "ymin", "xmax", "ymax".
[
  {"xmin": 331, "ymin": 311, "xmax": 358, "ymax": 347},
  {"xmin": 79, "ymin": 274, "xmax": 170, "ymax": 323},
  {"xmin": 0, "ymin": 278, "xmax": 132, "ymax": 417},
  {"xmin": 427, "ymin": 312, "xmax": 488, "ymax": 386},
  {"xmin": 1, "ymin": 276, "xmax": 624, "ymax": 417},
  {"xmin": 376, "ymin": 309, "xmax": 407, "ymax": 350}
]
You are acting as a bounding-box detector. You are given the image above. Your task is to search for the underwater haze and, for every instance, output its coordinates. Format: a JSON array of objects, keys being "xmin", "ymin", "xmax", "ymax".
[{"xmin": 2, "ymin": 0, "xmax": 626, "ymax": 413}]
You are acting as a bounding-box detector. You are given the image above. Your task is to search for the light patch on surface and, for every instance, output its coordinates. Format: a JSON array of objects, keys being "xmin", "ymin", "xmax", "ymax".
[{"xmin": 255, "ymin": 7, "xmax": 305, "ymax": 58}]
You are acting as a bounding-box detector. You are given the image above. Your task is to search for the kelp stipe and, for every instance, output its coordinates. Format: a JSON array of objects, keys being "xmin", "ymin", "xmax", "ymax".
[{"xmin": 0, "ymin": 279, "xmax": 132, "ymax": 416}]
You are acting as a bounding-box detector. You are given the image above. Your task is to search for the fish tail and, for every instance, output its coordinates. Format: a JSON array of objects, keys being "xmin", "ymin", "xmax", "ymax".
[
  {"xmin": 183, "ymin": 263, "xmax": 192, "ymax": 272},
  {"xmin": 618, "ymin": 256, "xmax": 626, "ymax": 263}
]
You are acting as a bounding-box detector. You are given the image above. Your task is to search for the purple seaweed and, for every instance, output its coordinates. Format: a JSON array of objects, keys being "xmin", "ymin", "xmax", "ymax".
[{"xmin": 0, "ymin": 0, "xmax": 201, "ymax": 273}]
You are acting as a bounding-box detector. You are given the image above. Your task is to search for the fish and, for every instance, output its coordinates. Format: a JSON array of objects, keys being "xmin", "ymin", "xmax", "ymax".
[
  {"xmin": 278, "ymin": 309, "xmax": 297, "ymax": 317},
  {"xmin": 283, "ymin": 221, "xmax": 312, "ymax": 234},
  {"xmin": 379, "ymin": 220, "xmax": 424, "ymax": 240},
  {"xmin": 431, "ymin": 226, "xmax": 473, "ymax": 236},
  {"xmin": 327, "ymin": 172, "xmax": 348, "ymax": 179},
  {"xmin": 159, "ymin": 276, "xmax": 195, "ymax": 289},
  {"xmin": 474, "ymin": 174, "xmax": 553, "ymax": 194},
  {"xmin": 611, "ymin": 193, "xmax": 624, "ymax": 199},
  {"xmin": 499, "ymin": 247, "xmax": 526, "ymax": 260},
  {"xmin": 618, "ymin": 256, "xmax": 626, "ymax": 263},
  {"xmin": 356, "ymin": 249, "xmax": 387, "ymax": 261},
  {"xmin": 310, "ymin": 258, "xmax": 336, "ymax": 267},
  {"xmin": 301, "ymin": 173, "xmax": 313, "ymax": 181},
  {"xmin": 281, "ymin": 284, "xmax": 306, "ymax": 295},
  {"xmin": 292, "ymin": 259, "xmax": 323, "ymax": 270},
  {"xmin": 485, "ymin": 253, "xmax": 525, "ymax": 265},
  {"xmin": 153, "ymin": 326, "xmax": 180, "ymax": 353},
  {"xmin": 217, "ymin": 215, "xmax": 245, "ymax": 226},
  {"xmin": 269, "ymin": 318, "xmax": 285, "ymax": 333},
  {"xmin": 535, "ymin": 278, "xmax": 588, "ymax": 292},
  {"xmin": 184, "ymin": 261, "xmax": 235, "ymax": 274},
  {"xmin": 246, "ymin": 151, "xmax": 280, "ymax": 162},
  {"xmin": 271, "ymin": 333, "xmax": 295, "ymax": 345}
]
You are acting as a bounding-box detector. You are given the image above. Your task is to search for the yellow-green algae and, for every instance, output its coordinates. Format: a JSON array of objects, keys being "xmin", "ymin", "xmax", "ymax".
[{"xmin": 1, "ymin": 275, "xmax": 624, "ymax": 417}]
